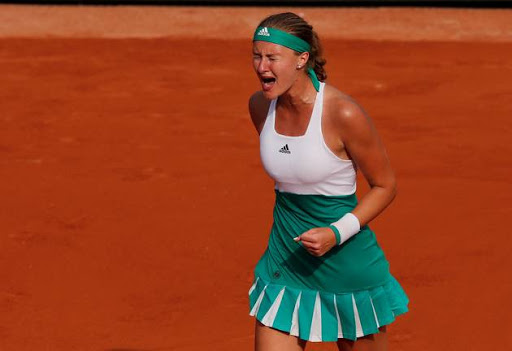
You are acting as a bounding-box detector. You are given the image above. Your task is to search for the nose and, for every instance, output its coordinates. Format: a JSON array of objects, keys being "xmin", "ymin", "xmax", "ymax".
[{"xmin": 255, "ymin": 58, "xmax": 269, "ymax": 74}]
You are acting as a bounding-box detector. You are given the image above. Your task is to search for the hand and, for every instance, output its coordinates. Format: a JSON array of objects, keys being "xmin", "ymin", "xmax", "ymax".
[{"xmin": 293, "ymin": 227, "xmax": 337, "ymax": 257}]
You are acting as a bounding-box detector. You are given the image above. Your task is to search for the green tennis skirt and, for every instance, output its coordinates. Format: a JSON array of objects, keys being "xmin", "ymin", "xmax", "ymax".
[{"xmin": 248, "ymin": 190, "xmax": 409, "ymax": 342}]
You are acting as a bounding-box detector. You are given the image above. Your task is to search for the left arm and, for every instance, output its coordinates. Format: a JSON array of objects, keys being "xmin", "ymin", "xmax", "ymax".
[
  {"xmin": 295, "ymin": 97, "xmax": 396, "ymax": 256},
  {"xmin": 336, "ymin": 98, "xmax": 397, "ymax": 227}
]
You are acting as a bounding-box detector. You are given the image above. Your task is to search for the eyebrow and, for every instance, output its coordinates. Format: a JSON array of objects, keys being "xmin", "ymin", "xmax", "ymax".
[{"xmin": 253, "ymin": 52, "xmax": 280, "ymax": 57}]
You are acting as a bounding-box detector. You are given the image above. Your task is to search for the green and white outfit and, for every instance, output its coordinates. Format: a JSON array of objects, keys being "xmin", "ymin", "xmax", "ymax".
[{"xmin": 248, "ymin": 82, "xmax": 409, "ymax": 342}]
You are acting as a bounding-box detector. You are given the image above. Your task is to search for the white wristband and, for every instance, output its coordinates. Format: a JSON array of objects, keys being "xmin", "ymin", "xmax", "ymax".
[{"xmin": 329, "ymin": 213, "xmax": 361, "ymax": 245}]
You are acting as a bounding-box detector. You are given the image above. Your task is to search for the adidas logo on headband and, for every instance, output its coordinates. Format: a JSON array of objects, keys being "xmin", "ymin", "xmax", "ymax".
[{"xmin": 257, "ymin": 27, "xmax": 270, "ymax": 37}]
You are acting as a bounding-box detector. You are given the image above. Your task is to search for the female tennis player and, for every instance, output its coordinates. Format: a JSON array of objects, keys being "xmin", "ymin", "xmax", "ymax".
[{"xmin": 247, "ymin": 12, "xmax": 409, "ymax": 351}]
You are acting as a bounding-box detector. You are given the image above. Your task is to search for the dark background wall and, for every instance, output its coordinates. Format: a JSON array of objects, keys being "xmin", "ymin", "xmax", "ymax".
[{"xmin": 1, "ymin": 0, "xmax": 511, "ymax": 8}]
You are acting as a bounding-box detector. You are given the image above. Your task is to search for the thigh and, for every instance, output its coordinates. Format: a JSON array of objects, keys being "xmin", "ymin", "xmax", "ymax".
[
  {"xmin": 336, "ymin": 326, "xmax": 387, "ymax": 351},
  {"xmin": 255, "ymin": 320, "xmax": 307, "ymax": 351}
]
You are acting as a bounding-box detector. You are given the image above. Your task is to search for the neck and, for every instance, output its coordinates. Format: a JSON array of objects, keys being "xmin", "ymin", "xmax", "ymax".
[{"xmin": 278, "ymin": 74, "xmax": 318, "ymax": 111}]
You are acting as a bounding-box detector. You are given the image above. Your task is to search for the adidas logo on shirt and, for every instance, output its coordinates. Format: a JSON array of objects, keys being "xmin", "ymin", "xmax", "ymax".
[
  {"xmin": 279, "ymin": 144, "xmax": 291, "ymax": 154},
  {"xmin": 257, "ymin": 27, "xmax": 270, "ymax": 37}
]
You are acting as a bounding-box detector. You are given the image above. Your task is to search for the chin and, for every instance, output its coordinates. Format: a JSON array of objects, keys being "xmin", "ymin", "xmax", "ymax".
[
  {"xmin": 262, "ymin": 91, "xmax": 278, "ymax": 100},
  {"xmin": 261, "ymin": 86, "xmax": 282, "ymax": 100}
]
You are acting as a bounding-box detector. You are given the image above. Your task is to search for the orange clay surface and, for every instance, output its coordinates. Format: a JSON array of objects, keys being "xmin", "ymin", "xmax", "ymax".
[{"xmin": 1, "ymin": 5, "xmax": 512, "ymax": 351}]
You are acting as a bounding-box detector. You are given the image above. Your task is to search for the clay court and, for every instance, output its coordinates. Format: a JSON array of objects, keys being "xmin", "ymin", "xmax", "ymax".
[{"xmin": 1, "ymin": 4, "xmax": 511, "ymax": 350}]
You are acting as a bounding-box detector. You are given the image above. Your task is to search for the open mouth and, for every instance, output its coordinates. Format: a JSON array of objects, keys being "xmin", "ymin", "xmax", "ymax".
[{"xmin": 260, "ymin": 77, "xmax": 276, "ymax": 91}]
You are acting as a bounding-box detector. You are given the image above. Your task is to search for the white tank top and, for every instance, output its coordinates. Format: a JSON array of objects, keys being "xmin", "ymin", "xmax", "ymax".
[{"xmin": 259, "ymin": 82, "xmax": 357, "ymax": 196}]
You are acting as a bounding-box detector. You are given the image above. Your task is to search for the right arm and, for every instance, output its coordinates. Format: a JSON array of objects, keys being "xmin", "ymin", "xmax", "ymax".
[{"xmin": 248, "ymin": 91, "xmax": 271, "ymax": 135}]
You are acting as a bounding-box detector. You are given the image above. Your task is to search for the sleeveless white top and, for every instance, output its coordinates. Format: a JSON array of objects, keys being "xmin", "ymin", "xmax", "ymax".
[{"xmin": 260, "ymin": 82, "xmax": 357, "ymax": 196}]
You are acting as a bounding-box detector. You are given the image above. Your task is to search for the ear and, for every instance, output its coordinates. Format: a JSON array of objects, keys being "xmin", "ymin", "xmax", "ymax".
[{"xmin": 297, "ymin": 52, "xmax": 310, "ymax": 69}]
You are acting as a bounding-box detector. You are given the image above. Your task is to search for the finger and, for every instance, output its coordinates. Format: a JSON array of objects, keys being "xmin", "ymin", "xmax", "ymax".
[
  {"xmin": 302, "ymin": 242, "xmax": 321, "ymax": 253},
  {"xmin": 298, "ymin": 233, "xmax": 317, "ymax": 243},
  {"xmin": 294, "ymin": 228, "xmax": 321, "ymax": 243},
  {"xmin": 307, "ymin": 248, "xmax": 321, "ymax": 257},
  {"xmin": 301, "ymin": 228, "xmax": 319, "ymax": 236},
  {"xmin": 294, "ymin": 230, "xmax": 313, "ymax": 242}
]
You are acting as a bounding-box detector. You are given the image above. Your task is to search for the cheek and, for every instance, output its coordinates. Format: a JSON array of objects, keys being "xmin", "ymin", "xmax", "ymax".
[
  {"xmin": 252, "ymin": 58, "xmax": 260, "ymax": 72},
  {"xmin": 274, "ymin": 63, "xmax": 296, "ymax": 82}
]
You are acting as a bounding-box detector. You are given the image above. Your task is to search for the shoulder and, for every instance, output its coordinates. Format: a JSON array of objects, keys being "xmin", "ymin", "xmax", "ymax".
[
  {"xmin": 248, "ymin": 91, "xmax": 271, "ymax": 134},
  {"xmin": 323, "ymin": 84, "xmax": 368, "ymax": 123},
  {"xmin": 323, "ymin": 83, "xmax": 375, "ymax": 137}
]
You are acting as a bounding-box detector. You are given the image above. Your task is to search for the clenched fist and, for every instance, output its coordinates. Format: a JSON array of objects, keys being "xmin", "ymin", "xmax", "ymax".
[{"xmin": 293, "ymin": 227, "xmax": 337, "ymax": 257}]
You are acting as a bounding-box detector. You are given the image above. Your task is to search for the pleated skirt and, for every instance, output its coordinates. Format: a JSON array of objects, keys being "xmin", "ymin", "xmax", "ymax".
[{"xmin": 248, "ymin": 273, "xmax": 409, "ymax": 342}]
